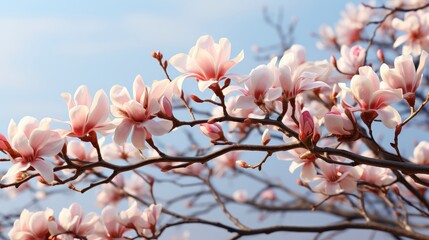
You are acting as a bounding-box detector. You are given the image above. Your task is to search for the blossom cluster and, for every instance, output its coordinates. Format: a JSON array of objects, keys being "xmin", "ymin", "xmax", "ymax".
[{"xmin": 8, "ymin": 201, "xmax": 162, "ymax": 240}]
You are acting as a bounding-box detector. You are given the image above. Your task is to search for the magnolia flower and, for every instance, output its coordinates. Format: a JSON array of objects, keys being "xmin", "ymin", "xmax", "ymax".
[
  {"xmin": 8, "ymin": 208, "xmax": 56, "ymax": 240},
  {"xmin": 335, "ymin": 3, "xmax": 373, "ymax": 45},
  {"xmin": 380, "ymin": 50, "xmax": 428, "ymax": 106},
  {"xmin": 233, "ymin": 189, "xmax": 248, "ymax": 203},
  {"xmin": 313, "ymin": 159, "xmax": 363, "ymax": 195},
  {"xmin": 67, "ymin": 140, "xmax": 98, "ymax": 164},
  {"xmin": 110, "ymin": 75, "xmax": 173, "ymax": 149},
  {"xmin": 170, "ymin": 35, "xmax": 244, "ymax": 92},
  {"xmin": 56, "ymin": 203, "xmax": 99, "ymax": 238},
  {"xmin": 90, "ymin": 205, "xmax": 129, "ymax": 239},
  {"xmin": 96, "ymin": 175, "xmax": 125, "ymax": 207},
  {"xmin": 61, "ymin": 85, "xmax": 115, "ymax": 137},
  {"xmin": 316, "ymin": 25, "xmax": 337, "ymax": 50},
  {"xmin": 2, "ymin": 117, "xmax": 64, "ymax": 183},
  {"xmin": 234, "ymin": 59, "xmax": 282, "ymax": 112},
  {"xmin": 340, "ymin": 66, "xmax": 403, "ymax": 128},
  {"xmin": 337, "ymin": 45, "xmax": 365, "ymax": 76},
  {"xmin": 140, "ymin": 204, "xmax": 162, "ymax": 237},
  {"xmin": 277, "ymin": 147, "xmax": 317, "ymax": 182},
  {"xmin": 275, "ymin": 45, "xmax": 330, "ymax": 101},
  {"xmin": 261, "ymin": 128, "xmax": 271, "ymax": 145},
  {"xmin": 199, "ymin": 123, "xmax": 226, "ymax": 142},
  {"xmin": 259, "ymin": 189, "xmax": 276, "ymax": 202},
  {"xmin": 412, "ymin": 141, "xmax": 429, "ymax": 165},
  {"xmin": 101, "ymin": 142, "xmax": 141, "ymax": 162},
  {"xmin": 392, "ymin": 11, "xmax": 429, "ymax": 56},
  {"xmin": 214, "ymin": 151, "xmax": 240, "ymax": 176},
  {"xmin": 324, "ymin": 105, "xmax": 356, "ymax": 136},
  {"xmin": 360, "ymin": 165, "xmax": 396, "ymax": 188}
]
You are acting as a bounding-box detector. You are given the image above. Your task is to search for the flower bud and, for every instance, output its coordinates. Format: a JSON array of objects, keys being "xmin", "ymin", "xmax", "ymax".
[
  {"xmin": 199, "ymin": 123, "xmax": 226, "ymax": 142},
  {"xmin": 236, "ymin": 160, "xmax": 251, "ymax": 168},
  {"xmin": 261, "ymin": 128, "xmax": 271, "ymax": 146},
  {"xmin": 260, "ymin": 189, "xmax": 276, "ymax": 202},
  {"xmin": 299, "ymin": 110, "xmax": 316, "ymax": 144}
]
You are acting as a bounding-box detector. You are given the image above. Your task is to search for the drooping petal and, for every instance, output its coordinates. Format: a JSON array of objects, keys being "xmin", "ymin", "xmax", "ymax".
[
  {"xmin": 114, "ymin": 119, "xmax": 133, "ymax": 145},
  {"xmin": 31, "ymin": 159, "xmax": 55, "ymax": 183}
]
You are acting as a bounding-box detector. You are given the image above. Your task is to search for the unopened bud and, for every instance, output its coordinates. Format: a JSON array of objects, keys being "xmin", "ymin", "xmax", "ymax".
[
  {"xmin": 190, "ymin": 95, "xmax": 204, "ymax": 103},
  {"xmin": 199, "ymin": 123, "xmax": 226, "ymax": 142},
  {"xmin": 261, "ymin": 128, "xmax": 271, "ymax": 146},
  {"xmin": 236, "ymin": 160, "xmax": 251, "ymax": 168},
  {"xmin": 377, "ymin": 49, "xmax": 385, "ymax": 63},
  {"xmin": 163, "ymin": 60, "xmax": 168, "ymax": 68},
  {"xmin": 392, "ymin": 185, "xmax": 400, "ymax": 195}
]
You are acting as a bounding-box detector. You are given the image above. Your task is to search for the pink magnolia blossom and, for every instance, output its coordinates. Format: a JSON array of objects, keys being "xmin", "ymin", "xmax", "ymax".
[
  {"xmin": 392, "ymin": 11, "xmax": 429, "ymax": 56},
  {"xmin": 101, "ymin": 142, "xmax": 140, "ymax": 162},
  {"xmin": 340, "ymin": 66, "xmax": 403, "ymax": 128},
  {"xmin": 337, "ymin": 45, "xmax": 365, "ymax": 76},
  {"xmin": 277, "ymin": 147, "xmax": 317, "ymax": 182},
  {"xmin": 140, "ymin": 203, "xmax": 162, "ymax": 237},
  {"xmin": 0, "ymin": 133, "xmax": 8, "ymax": 151},
  {"xmin": 324, "ymin": 105, "xmax": 356, "ymax": 136},
  {"xmin": 169, "ymin": 35, "xmax": 244, "ymax": 92},
  {"xmin": 67, "ymin": 140, "xmax": 97, "ymax": 164},
  {"xmin": 96, "ymin": 175, "xmax": 125, "ymax": 207},
  {"xmin": 380, "ymin": 50, "xmax": 428, "ymax": 106},
  {"xmin": 233, "ymin": 59, "xmax": 282, "ymax": 112},
  {"xmin": 56, "ymin": 203, "xmax": 99, "ymax": 238},
  {"xmin": 2, "ymin": 117, "xmax": 64, "ymax": 183},
  {"xmin": 90, "ymin": 205, "xmax": 129, "ymax": 240},
  {"xmin": 233, "ymin": 189, "xmax": 248, "ymax": 203},
  {"xmin": 123, "ymin": 174, "xmax": 147, "ymax": 199},
  {"xmin": 61, "ymin": 85, "xmax": 115, "ymax": 138},
  {"xmin": 8, "ymin": 208, "xmax": 57, "ymax": 240},
  {"xmin": 412, "ymin": 141, "xmax": 429, "ymax": 165},
  {"xmin": 275, "ymin": 45, "xmax": 330, "ymax": 101},
  {"xmin": 259, "ymin": 189, "xmax": 276, "ymax": 202},
  {"xmin": 335, "ymin": 3, "xmax": 373, "ymax": 45},
  {"xmin": 316, "ymin": 25, "xmax": 337, "ymax": 50},
  {"xmin": 110, "ymin": 75, "xmax": 173, "ymax": 149},
  {"xmin": 214, "ymin": 151, "xmax": 240, "ymax": 176},
  {"xmin": 313, "ymin": 159, "xmax": 363, "ymax": 195},
  {"xmin": 360, "ymin": 165, "xmax": 396, "ymax": 189},
  {"xmin": 199, "ymin": 122, "xmax": 226, "ymax": 142}
]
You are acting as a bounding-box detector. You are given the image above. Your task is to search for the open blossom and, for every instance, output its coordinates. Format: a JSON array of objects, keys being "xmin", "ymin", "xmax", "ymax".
[
  {"xmin": 316, "ymin": 25, "xmax": 337, "ymax": 50},
  {"xmin": 336, "ymin": 3, "xmax": 373, "ymax": 45},
  {"xmin": 340, "ymin": 66, "xmax": 403, "ymax": 128},
  {"xmin": 313, "ymin": 159, "xmax": 363, "ymax": 195},
  {"xmin": 234, "ymin": 59, "xmax": 282, "ymax": 112},
  {"xmin": 277, "ymin": 147, "xmax": 317, "ymax": 182},
  {"xmin": 336, "ymin": 45, "xmax": 365, "ymax": 76},
  {"xmin": 2, "ymin": 117, "xmax": 64, "ymax": 183},
  {"xmin": 110, "ymin": 75, "xmax": 173, "ymax": 149},
  {"xmin": 170, "ymin": 35, "xmax": 244, "ymax": 92},
  {"xmin": 324, "ymin": 105, "xmax": 356, "ymax": 137},
  {"xmin": 101, "ymin": 142, "xmax": 140, "ymax": 162},
  {"xmin": 392, "ymin": 11, "xmax": 429, "ymax": 56},
  {"xmin": 275, "ymin": 45, "xmax": 330, "ymax": 101},
  {"xmin": 412, "ymin": 141, "xmax": 429, "ymax": 165},
  {"xmin": 96, "ymin": 175, "xmax": 125, "ymax": 207},
  {"xmin": 8, "ymin": 208, "xmax": 56, "ymax": 240},
  {"xmin": 214, "ymin": 151, "xmax": 240, "ymax": 176},
  {"xmin": 360, "ymin": 165, "xmax": 395, "ymax": 188},
  {"xmin": 67, "ymin": 140, "xmax": 98, "ymax": 164},
  {"xmin": 61, "ymin": 85, "xmax": 115, "ymax": 137},
  {"xmin": 90, "ymin": 206, "xmax": 129, "ymax": 239},
  {"xmin": 380, "ymin": 50, "xmax": 428, "ymax": 106},
  {"xmin": 55, "ymin": 203, "xmax": 99, "ymax": 239}
]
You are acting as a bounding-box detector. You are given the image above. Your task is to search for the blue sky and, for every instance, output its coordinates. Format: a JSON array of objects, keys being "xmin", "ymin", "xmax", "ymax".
[
  {"xmin": 0, "ymin": 1, "xmax": 373, "ymax": 239},
  {"xmin": 0, "ymin": 0, "xmax": 357, "ymax": 134}
]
